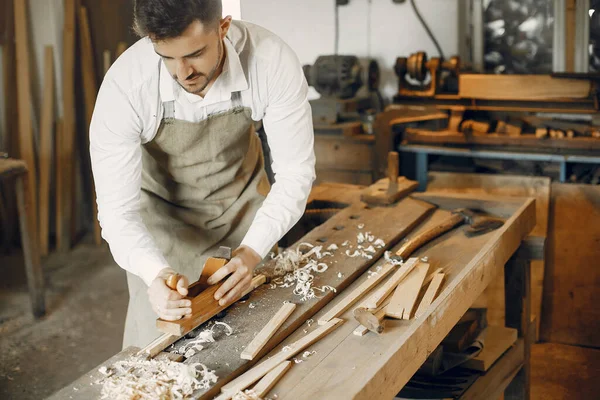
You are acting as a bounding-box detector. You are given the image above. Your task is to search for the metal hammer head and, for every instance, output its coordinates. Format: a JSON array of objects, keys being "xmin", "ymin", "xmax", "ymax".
[{"xmin": 453, "ymin": 208, "xmax": 505, "ymax": 237}]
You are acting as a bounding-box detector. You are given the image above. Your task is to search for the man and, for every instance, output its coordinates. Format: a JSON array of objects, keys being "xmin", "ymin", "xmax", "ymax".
[{"xmin": 90, "ymin": 0, "xmax": 315, "ymax": 348}]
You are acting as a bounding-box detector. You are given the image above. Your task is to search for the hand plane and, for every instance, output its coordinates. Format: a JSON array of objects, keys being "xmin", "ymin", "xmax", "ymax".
[{"xmin": 166, "ymin": 246, "xmax": 232, "ymax": 297}]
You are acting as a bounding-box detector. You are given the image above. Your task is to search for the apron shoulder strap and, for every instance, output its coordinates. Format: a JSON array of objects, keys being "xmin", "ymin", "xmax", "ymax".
[
  {"xmin": 162, "ymin": 100, "xmax": 175, "ymax": 119},
  {"xmin": 231, "ymin": 91, "xmax": 244, "ymax": 108}
]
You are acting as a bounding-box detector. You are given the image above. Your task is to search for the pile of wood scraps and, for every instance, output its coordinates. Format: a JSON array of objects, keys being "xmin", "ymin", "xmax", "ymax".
[{"xmin": 404, "ymin": 109, "xmax": 600, "ymax": 151}]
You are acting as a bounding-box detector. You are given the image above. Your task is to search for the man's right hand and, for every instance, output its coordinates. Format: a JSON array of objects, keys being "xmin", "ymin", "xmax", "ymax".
[{"xmin": 147, "ymin": 268, "xmax": 192, "ymax": 321}]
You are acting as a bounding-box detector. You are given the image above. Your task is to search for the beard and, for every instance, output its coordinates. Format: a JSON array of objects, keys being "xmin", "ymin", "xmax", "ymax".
[{"xmin": 175, "ymin": 40, "xmax": 223, "ymax": 95}]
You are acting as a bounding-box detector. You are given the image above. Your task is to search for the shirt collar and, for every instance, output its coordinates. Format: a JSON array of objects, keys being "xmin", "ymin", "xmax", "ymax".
[{"xmin": 159, "ymin": 37, "xmax": 248, "ymax": 106}]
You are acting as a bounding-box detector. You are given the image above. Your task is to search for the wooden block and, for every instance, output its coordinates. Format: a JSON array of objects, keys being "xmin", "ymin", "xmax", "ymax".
[
  {"xmin": 362, "ymin": 258, "xmax": 419, "ymax": 309},
  {"xmin": 14, "ymin": 0, "xmax": 38, "ymax": 239},
  {"xmin": 414, "ymin": 272, "xmax": 445, "ymax": 318},
  {"xmin": 157, "ymin": 275, "xmax": 266, "ymax": 336},
  {"xmin": 317, "ymin": 261, "xmax": 396, "ymax": 325},
  {"xmin": 360, "ymin": 177, "xmax": 419, "ymax": 206},
  {"xmin": 251, "ymin": 361, "xmax": 292, "ymax": 398},
  {"xmin": 39, "ymin": 46, "xmax": 55, "ymax": 256},
  {"xmin": 241, "ymin": 302, "xmax": 297, "ymax": 360},
  {"xmin": 386, "ymin": 261, "xmax": 430, "ymax": 320},
  {"xmin": 461, "ymin": 120, "xmax": 490, "ymax": 134},
  {"xmin": 459, "ymin": 74, "xmax": 591, "ymax": 100},
  {"xmin": 462, "ymin": 325, "xmax": 518, "ymax": 371},
  {"xmin": 442, "ymin": 319, "xmax": 480, "ymax": 353},
  {"xmin": 218, "ymin": 318, "xmax": 344, "ymax": 399}
]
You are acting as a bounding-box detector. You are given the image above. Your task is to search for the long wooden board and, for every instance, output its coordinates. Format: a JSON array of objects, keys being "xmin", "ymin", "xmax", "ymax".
[
  {"xmin": 386, "ymin": 261, "xmax": 429, "ymax": 320},
  {"xmin": 426, "ymin": 172, "xmax": 549, "ymax": 339},
  {"xmin": 459, "ymin": 74, "xmax": 591, "ymax": 101},
  {"xmin": 267, "ymin": 194, "xmax": 535, "ymax": 399},
  {"xmin": 14, "ymin": 0, "xmax": 37, "ymax": 238},
  {"xmin": 241, "ymin": 302, "xmax": 297, "ymax": 360},
  {"xmin": 39, "ymin": 46, "xmax": 55, "ymax": 256}
]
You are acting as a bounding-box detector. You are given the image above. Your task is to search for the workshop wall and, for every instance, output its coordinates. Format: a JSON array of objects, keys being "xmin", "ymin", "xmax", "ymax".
[{"xmin": 241, "ymin": 0, "xmax": 459, "ymax": 101}]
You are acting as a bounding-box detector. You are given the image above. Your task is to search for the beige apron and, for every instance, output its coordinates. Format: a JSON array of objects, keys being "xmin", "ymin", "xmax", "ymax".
[{"xmin": 123, "ymin": 91, "xmax": 270, "ymax": 349}]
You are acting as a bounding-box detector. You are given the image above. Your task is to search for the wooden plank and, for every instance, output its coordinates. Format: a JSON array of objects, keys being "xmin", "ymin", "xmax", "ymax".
[
  {"xmin": 459, "ymin": 74, "xmax": 591, "ymax": 100},
  {"xmin": 78, "ymin": 5, "xmax": 102, "ymax": 245},
  {"xmin": 362, "ymin": 257, "xmax": 419, "ymax": 309},
  {"xmin": 54, "ymin": 118, "xmax": 64, "ymax": 250},
  {"xmin": 317, "ymin": 261, "xmax": 396, "ymax": 325},
  {"xmin": 386, "ymin": 261, "xmax": 429, "ymax": 320},
  {"xmin": 462, "ymin": 325, "xmax": 518, "ymax": 372},
  {"xmin": 157, "ymin": 274, "xmax": 267, "ymax": 336},
  {"xmin": 13, "ymin": 0, "xmax": 37, "ymax": 238},
  {"xmin": 58, "ymin": 0, "xmax": 77, "ymax": 251},
  {"xmin": 137, "ymin": 333, "xmax": 180, "ymax": 358},
  {"xmin": 267, "ymin": 195, "xmax": 535, "ymax": 400},
  {"xmin": 241, "ymin": 302, "xmax": 297, "ymax": 360},
  {"xmin": 414, "ymin": 272, "xmax": 445, "ymax": 318},
  {"xmin": 426, "ymin": 172, "xmax": 549, "ymax": 339},
  {"xmin": 460, "ymin": 339, "xmax": 525, "ymax": 400},
  {"xmin": 39, "ymin": 46, "xmax": 55, "ymax": 256},
  {"xmin": 251, "ymin": 361, "xmax": 292, "ymax": 398},
  {"xmin": 16, "ymin": 173, "xmax": 45, "ymax": 317},
  {"xmin": 541, "ymin": 183, "xmax": 600, "ymax": 348},
  {"xmin": 218, "ymin": 318, "xmax": 344, "ymax": 399}
]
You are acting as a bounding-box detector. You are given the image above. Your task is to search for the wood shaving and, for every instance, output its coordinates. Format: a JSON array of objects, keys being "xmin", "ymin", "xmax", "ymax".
[
  {"xmin": 282, "ymin": 346, "xmax": 292, "ymax": 352},
  {"xmin": 373, "ymin": 238, "xmax": 385, "ymax": 248},
  {"xmin": 302, "ymin": 351, "xmax": 316, "ymax": 358},
  {"xmin": 358, "ymin": 223, "xmax": 365, "ymax": 229},
  {"xmin": 326, "ymin": 244, "xmax": 339, "ymax": 251},
  {"xmin": 293, "ymin": 358, "xmax": 304, "ymax": 364},
  {"xmin": 271, "ymin": 243, "xmax": 336, "ymax": 301},
  {"xmin": 249, "ymin": 303, "xmax": 256, "ymax": 309},
  {"xmin": 97, "ymin": 357, "xmax": 218, "ymax": 399},
  {"xmin": 233, "ymin": 389, "xmax": 262, "ymax": 400},
  {"xmin": 384, "ymin": 251, "xmax": 403, "ymax": 266},
  {"xmin": 306, "ymin": 319, "xmax": 314, "ymax": 327},
  {"xmin": 176, "ymin": 321, "xmax": 233, "ymax": 357},
  {"xmin": 341, "ymin": 240, "xmax": 350, "ymax": 247}
]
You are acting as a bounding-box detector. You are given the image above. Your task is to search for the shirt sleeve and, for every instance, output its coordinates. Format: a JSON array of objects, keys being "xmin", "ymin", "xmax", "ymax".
[
  {"xmin": 240, "ymin": 39, "xmax": 316, "ymax": 257},
  {"xmin": 90, "ymin": 76, "xmax": 170, "ymax": 286}
]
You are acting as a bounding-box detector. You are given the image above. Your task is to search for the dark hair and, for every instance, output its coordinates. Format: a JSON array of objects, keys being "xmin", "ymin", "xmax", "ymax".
[{"xmin": 133, "ymin": 0, "xmax": 222, "ymax": 40}]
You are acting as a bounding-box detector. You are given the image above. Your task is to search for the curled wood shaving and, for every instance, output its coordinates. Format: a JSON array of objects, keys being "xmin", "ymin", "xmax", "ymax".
[
  {"xmin": 176, "ymin": 321, "xmax": 233, "ymax": 358},
  {"xmin": 384, "ymin": 251, "xmax": 403, "ymax": 266},
  {"xmin": 232, "ymin": 389, "xmax": 262, "ymax": 400}
]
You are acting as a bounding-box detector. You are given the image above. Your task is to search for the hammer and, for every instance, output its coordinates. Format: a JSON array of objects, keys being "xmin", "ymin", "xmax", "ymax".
[{"xmin": 395, "ymin": 208, "xmax": 504, "ymax": 262}]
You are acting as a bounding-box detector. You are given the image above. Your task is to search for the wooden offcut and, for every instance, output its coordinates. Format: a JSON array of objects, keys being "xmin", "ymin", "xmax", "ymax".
[
  {"xmin": 459, "ymin": 74, "xmax": 591, "ymax": 100},
  {"xmin": 13, "ymin": 0, "xmax": 37, "ymax": 238},
  {"xmin": 218, "ymin": 318, "xmax": 344, "ymax": 399},
  {"xmin": 317, "ymin": 261, "xmax": 396, "ymax": 325},
  {"xmin": 414, "ymin": 272, "xmax": 445, "ymax": 318},
  {"xmin": 241, "ymin": 302, "xmax": 297, "ymax": 361},
  {"xmin": 386, "ymin": 261, "xmax": 430, "ymax": 320},
  {"xmin": 251, "ymin": 361, "xmax": 292, "ymax": 398},
  {"xmin": 157, "ymin": 274, "xmax": 267, "ymax": 336},
  {"xmin": 362, "ymin": 258, "xmax": 419, "ymax": 309},
  {"xmin": 39, "ymin": 46, "xmax": 55, "ymax": 256},
  {"xmin": 462, "ymin": 326, "xmax": 518, "ymax": 371},
  {"xmin": 360, "ymin": 177, "xmax": 418, "ymax": 206}
]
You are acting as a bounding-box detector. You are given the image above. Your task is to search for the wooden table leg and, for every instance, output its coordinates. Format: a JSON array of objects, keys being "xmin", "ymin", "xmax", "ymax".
[
  {"xmin": 504, "ymin": 251, "xmax": 531, "ymax": 400},
  {"xmin": 15, "ymin": 173, "xmax": 45, "ymax": 318}
]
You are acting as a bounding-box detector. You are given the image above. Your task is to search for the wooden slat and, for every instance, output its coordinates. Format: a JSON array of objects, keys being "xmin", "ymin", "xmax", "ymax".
[
  {"xmin": 39, "ymin": 46, "xmax": 55, "ymax": 256},
  {"xmin": 13, "ymin": 0, "xmax": 37, "ymax": 239},
  {"xmin": 218, "ymin": 318, "xmax": 344, "ymax": 399},
  {"xmin": 459, "ymin": 74, "xmax": 591, "ymax": 100},
  {"xmin": 386, "ymin": 261, "xmax": 429, "ymax": 320},
  {"xmin": 157, "ymin": 275, "xmax": 267, "ymax": 336},
  {"xmin": 317, "ymin": 261, "xmax": 396, "ymax": 325},
  {"xmin": 362, "ymin": 257, "xmax": 419, "ymax": 309},
  {"xmin": 58, "ymin": 0, "xmax": 77, "ymax": 251},
  {"xmin": 414, "ymin": 272, "xmax": 445, "ymax": 318},
  {"xmin": 251, "ymin": 361, "xmax": 292, "ymax": 398},
  {"xmin": 241, "ymin": 302, "xmax": 297, "ymax": 360},
  {"xmin": 78, "ymin": 5, "xmax": 101, "ymax": 245}
]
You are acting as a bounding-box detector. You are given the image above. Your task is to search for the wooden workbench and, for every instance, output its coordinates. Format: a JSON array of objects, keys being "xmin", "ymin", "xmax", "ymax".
[{"xmin": 48, "ymin": 185, "xmax": 535, "ymax": 400}]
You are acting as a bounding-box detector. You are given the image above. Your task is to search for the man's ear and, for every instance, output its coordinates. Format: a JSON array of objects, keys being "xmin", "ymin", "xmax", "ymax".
[{"xmin": 219, "ymin": 16, "xmax": 232, "ymax": 39}]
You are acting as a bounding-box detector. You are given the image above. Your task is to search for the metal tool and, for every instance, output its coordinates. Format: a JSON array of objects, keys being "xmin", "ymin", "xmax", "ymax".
[{"xmin": 395, "ymin": 208, "xmax": 504, "ymax": 262}]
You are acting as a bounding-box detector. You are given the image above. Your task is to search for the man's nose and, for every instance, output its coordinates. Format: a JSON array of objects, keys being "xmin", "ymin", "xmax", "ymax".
[{"xmin": 176, "ymin": 59, "xmax": 193, "ymax": 81}]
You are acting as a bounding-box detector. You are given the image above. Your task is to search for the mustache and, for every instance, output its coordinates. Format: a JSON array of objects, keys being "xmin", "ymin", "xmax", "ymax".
[{"xmin": 174, "ymin": 72, "xmax": 205, "ymax": 82}]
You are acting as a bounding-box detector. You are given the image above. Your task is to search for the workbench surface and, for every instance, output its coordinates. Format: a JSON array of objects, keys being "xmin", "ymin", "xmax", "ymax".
[{"xmin": 48, "ymin": 188, "xmax": 535, "ymax": 400}]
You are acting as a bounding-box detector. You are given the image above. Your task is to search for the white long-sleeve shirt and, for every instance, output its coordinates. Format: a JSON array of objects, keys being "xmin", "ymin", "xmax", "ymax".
[{"xmin": 90, "ymin": 21, "xmax": 316, "ymax": 286}]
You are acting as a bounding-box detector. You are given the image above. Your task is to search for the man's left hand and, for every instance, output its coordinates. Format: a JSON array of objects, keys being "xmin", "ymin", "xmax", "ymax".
[{"xmin": 207, "ymin": 245, "xmax": 262, "ymax": 306}]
